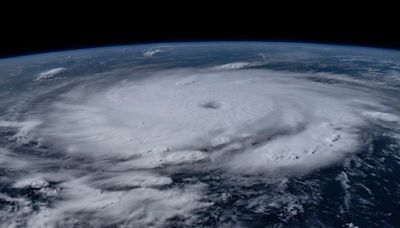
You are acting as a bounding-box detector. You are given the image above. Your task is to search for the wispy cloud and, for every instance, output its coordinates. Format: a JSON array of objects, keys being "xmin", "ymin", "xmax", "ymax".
[{"xmin": 36, "ymin": 67, "xmax": 66, "ymax": 81}]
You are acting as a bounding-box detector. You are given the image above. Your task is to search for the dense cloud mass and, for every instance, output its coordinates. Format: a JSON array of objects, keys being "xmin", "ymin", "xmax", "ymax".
[
  {"xmin": 1, "ymin": 46, "xmax": 400, "ymax": 227},
  {"xmin": 40, "ymin": 69, "xmax": 387, "ymax": 174}
]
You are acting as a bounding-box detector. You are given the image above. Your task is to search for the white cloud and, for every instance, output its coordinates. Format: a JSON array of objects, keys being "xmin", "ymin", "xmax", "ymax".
[
  {"xmin": 27, "ymin": 179, "xmax": 209, "ymax": 227},
  {"xmin": 0, "ymin": 193, "xmax": 33, "ymax": 228},
  {"xmin": 143, "ymin": 46, "xmax": 173, "ymax": 57},
  {"xmin": 362, "ymin": 111, "xmax": 400, "ymax": 122},
  {"xmin": 214, "ymin": 62, "xmax": 252, "ymax": 70},
  {"xmin": 89, "ymin": 171, "xmax": 172, "ymax": 189},
  {"xmin": 2, "ymin": 67, "xmax": 400, "ymax": 227},
  {"xmin": 13, "ymin": 176, "xmax": 49, "ymax": 189},
  {"xmin": 0, "ymin": 147, "xmax": 31, "ymax": 170},
  {"xmin": 143, "ymin": 48, "xmax": 164, "ymax": 57},
  {"xmin": 36, "ymin": 67, "xmax": 66, "ymax": 81},
  {"xmin": 0, "ymin": 120, "xmax": 42, "ymax": 144},
  {"xmin": 213, "ymin": 61, "xmax": 268, "ymax": 70},
  {"xmin": 37, "ymin": 69, "xmax": 400, "ymax": 176}
]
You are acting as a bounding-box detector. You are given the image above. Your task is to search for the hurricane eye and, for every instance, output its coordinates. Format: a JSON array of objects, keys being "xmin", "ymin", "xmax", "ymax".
[{"xmin": 199, "ymin": 101, "xmax": 221, "ymax": 109}]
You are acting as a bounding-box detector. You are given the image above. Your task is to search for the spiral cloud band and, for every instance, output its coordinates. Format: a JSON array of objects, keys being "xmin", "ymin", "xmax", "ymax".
[{"xmin": 40, "ymin": 69, "xmax": 392, "ymax": 173}]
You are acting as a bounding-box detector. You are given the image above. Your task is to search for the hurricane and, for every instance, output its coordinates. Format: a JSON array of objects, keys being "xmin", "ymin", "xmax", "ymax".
[{"xmin": 1, "ymin": 42, "xmax": 400, "ymax": 227}]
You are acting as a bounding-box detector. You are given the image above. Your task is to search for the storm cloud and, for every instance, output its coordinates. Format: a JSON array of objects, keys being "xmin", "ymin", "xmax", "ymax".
[{"xmin": 1, "ymin": 65, "xmax": 400, "ymax": 227}]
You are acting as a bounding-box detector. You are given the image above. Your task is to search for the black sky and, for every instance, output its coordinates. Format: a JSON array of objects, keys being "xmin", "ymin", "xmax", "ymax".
[{"xmin": 1, "ymin": 4, "xmax": 399, "ymax": 58}]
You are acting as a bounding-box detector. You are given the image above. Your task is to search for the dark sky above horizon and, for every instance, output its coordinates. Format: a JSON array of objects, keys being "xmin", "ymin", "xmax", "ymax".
[{"xmin": 1, "ymin": 5, "xmax": 399, "ymax": 58}]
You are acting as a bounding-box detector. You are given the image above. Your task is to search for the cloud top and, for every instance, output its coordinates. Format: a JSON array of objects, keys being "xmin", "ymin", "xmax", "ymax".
[{"xmin": 1, "ymin": 66, "xmax": 399, "ymax": 227}]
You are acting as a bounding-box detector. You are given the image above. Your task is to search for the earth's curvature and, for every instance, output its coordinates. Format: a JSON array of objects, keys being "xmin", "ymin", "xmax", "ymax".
[{"xmin": 0, "ymin": 42, "xmax": 400, "ymax": 227}]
